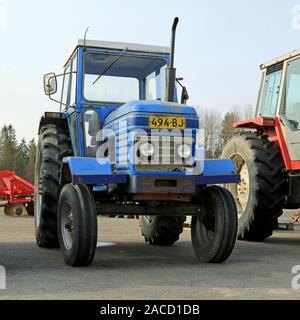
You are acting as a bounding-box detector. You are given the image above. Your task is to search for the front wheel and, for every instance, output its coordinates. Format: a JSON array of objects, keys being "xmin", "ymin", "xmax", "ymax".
[
  {"xmin": 192, "ymin": 186, "xmax": 238, "ymax": 263},
  {"xmin": 57, "ymin": 184, "xmax": 98, "ymax": 267}
]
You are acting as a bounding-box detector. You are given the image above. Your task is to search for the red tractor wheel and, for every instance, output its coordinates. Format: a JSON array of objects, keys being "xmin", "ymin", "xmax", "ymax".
[{"xmin": 4, "ymin": 204, "xmax": 26, "ymax": 217}]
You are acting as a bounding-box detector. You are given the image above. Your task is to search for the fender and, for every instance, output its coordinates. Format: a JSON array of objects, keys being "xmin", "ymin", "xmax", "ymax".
[
  {"xmin": 38, "ymin": 112, "xmax": 68, "ymax": 134},
  {"xmin": 233, "ymin": 116, "xmax": 300, "ymax": 171},
  {"xmin": 60, "ymin": 157, "xmax": 128, "ymax": 185}
]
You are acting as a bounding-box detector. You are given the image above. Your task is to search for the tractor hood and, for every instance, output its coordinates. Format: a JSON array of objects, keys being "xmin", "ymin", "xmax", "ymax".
[{"xmin": 104, "ymin": 100, "xmax": 198, "ymax": 127}]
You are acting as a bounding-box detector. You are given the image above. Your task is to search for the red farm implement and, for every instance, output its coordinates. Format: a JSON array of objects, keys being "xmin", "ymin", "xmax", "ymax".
[{"xmin": 0, "ymin": 170, "xmax": 34, "ymax": 216}]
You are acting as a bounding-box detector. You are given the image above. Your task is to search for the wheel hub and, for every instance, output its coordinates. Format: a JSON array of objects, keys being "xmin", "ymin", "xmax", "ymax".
[
  {"xmin": 236, "ymin": 163, "xmax": 250, "ymax": 216},
  {"xmin": 226, "ymin": 153, "xmax": 250, "ymax": 219},
  {"xmin": 144, "ymin": 215, "xmax": 154, "ymax": 225},
  {"xmin": 61, "ymin": 202, "xmax": 74, "ymax": 250}
]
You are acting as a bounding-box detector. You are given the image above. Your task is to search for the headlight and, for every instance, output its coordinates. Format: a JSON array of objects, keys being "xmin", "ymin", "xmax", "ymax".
[
  {"xmin": 177, "ymin": 144, "xmax": 192, "ymax": 159},
  {"xmin": 139, "ymin": 142, "xmax": 155, "ymax": 157}
]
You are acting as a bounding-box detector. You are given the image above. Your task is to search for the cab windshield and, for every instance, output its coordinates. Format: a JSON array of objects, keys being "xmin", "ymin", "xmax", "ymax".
[{"xmin": 84, "ymin": 52, "xmax": 167, "ymax": 103}]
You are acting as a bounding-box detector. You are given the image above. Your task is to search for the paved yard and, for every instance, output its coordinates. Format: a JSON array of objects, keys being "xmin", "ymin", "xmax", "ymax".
[{"xmin": 0, "ymin": 213, "xmax": 299, "ymax": 300}]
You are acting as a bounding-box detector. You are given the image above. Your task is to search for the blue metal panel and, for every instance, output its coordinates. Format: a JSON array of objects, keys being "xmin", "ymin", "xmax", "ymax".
[
  {"xmin": 63, "ymin": 157, "xmax": 128, "ymax": 185},
  {"xmin": 194, "ymin": 175, "xmax": 240, "ymax": 185},
  {"xmin": 195, "ymin": 159, "xmax": 240, "ymax": 185},
  {"xmin": 103, "ymin": 100, "xmax": 199, "ymax": 176},
  {"xmin": 104, "ymin": 100, "xmax": 197, "ymax": 125},
  {"xmin": 62, "ymin": 157, "xmax": 238, "ymax": 187}
]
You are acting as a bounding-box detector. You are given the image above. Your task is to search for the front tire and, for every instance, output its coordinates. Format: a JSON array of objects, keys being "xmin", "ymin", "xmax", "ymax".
[
  {"xmin": 140, "ymin": 215, "xmax": 186, "ymax": 246},
  {"xmin": 191, "ymin": 186, "xmax": 238, "ymax": 263},
  {"xmin": 57, "ymin": 184, "xmax": 98, "ymax": 267}
]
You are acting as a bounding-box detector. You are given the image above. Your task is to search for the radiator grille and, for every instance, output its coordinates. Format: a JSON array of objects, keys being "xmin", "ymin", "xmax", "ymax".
[{"xmin": 135, "ymin": 136, "xmax": 193, "ymax": 172}]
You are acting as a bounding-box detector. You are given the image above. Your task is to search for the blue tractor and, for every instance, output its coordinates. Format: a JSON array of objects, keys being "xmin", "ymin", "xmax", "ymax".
[{"xmin": 35, "ymin": 18, "xmax": 239, "ymax": 266}]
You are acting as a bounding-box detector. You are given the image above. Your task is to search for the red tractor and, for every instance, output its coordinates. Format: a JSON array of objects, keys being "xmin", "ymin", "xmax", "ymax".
[
  {"xmin": 0, "ymin": 170, "xmax": 34, "ymax": 216},
  {"xmin": 222, "ymin": 49, "xmax": 300, "ymax": 241}
]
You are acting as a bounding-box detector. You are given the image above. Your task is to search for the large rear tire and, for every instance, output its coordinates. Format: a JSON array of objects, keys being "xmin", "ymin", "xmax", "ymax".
[
  {"xmin": 221, "ymin": 132, "xmax": 286, "ymax": 241},
  {"xmin": 34, "ymin": 124, "xmax": 72, "ymax": 248},
  {"xmin": 140, "ymin": 215, "xmax": 186, "ymax": 246},
  {"xmin": 57, "ymin": 184, "xmax": 98, "ymax": 267},
  {"xmin": 191, "ymin": 186, "xmax": 238, "ymax": 263}
]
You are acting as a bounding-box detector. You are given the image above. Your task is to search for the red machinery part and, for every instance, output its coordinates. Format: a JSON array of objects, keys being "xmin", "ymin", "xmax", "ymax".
[{"xmin": 0, "ymin": 170, "xmax": 34, "ymax": 216}]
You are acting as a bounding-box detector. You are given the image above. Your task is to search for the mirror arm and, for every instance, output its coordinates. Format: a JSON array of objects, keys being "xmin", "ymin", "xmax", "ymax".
[
  {"xmin": 44, "ymin": 71, "xmax": 77, "ymax": 106},
  {"xmin": 176, "ymin": 77, "xmax": 189, "ymax": 104},
  {"xmin": 48, "ymin": 94, "xmax": 67, "ymax": 107}
]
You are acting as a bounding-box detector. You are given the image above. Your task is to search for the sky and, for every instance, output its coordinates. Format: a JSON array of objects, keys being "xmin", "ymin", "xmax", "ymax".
[{"xmin": 1, "ymin": 0, "xmax": 300, "ymax": 141}]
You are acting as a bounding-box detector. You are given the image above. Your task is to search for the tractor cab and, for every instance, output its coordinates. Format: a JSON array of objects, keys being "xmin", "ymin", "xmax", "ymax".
[
  {"xmin": 257, "ymin": 51, "xmax": 300, "ymax": 163},
  {"xmin": 222, "ymin": 49, "xmax": 300, "ymax": 242},
  {"xmin": 43, "ymin": 40, "xmax": 190, "ymax": 158},
  {"xmin": 232, "ymin": 50, "xmax": 300, "ymax": 170}
]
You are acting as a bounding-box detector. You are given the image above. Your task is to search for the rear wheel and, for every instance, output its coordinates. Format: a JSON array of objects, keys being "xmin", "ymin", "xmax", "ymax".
[
  {"xmin": 191, "ymin": 186, "xmax": 238, "ymax": 263},
  {"xmin": 140, "ymin": 215, "xmax": 186, "ymax": 246},
  {"xmin": 34, "ymin": 124, "xmax": 72, "ymax": 248},
  {"xmin": 4, "ymin": 204, "xmax": 25, "ymax": 216},
  {"xmin": 57, "ymin": 184, "xmax": 98, "ymax": 267},
  {"xmin": 221, "ymin": 132, "xmax": 286, "ymax": 241}
]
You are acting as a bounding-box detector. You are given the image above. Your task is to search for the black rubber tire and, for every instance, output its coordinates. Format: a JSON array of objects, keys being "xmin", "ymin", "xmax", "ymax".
[
  {"xmin": 140, "ymin": 215, "xmax": 186, "ymax": 246},
  {"xmin": 221, "ymin": 132, "xmax": 286, "ymax": 241},
  {"xmin": 57, "ymin": 184, "xmax": 98, "ymax": 267},
  {"xmin": 34, "ymin": 124, "xmax": 72, "ymax": 248},
  {"xmin": 26, "ymin": 202, "xmax": 34, "ymax": 216},
  {"xmin": 4, "ymin": 204, "xmax": 25, "ymax": 216},
  {"xmin": 191, "ymin": 186, "xmax": 238, "ymax": 263}
]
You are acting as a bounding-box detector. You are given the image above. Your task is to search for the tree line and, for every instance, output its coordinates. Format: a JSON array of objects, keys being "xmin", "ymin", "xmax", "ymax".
[
  {"xmin": 197, "ymin": 104, "xmax": 253, "ymax": 159},
  {"xmin": 0, "ymin": 125, "xmax": 36, "ymax": 184}
]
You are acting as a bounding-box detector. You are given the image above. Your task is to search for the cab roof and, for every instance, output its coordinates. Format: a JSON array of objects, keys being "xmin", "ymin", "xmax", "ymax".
[
  {"xmin": 261, "ymin": 49, "xmax": 300, "ymax": 69},
  {"xmin": 64, "ymin": 39, "xmax": 170, "ymax": 66}
]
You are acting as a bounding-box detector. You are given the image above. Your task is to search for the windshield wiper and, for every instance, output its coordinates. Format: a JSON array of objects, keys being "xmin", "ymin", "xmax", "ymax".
[{"xmin": 92, "ymin": 47, "xmax": 128, "ymax": 85}]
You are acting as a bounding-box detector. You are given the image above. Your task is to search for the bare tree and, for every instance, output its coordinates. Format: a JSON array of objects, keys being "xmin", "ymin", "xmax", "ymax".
[
  {"xmin": 221, "ymin": 104, "xmax": 255, "ymax": 146},
  {"xmin": 195, "ymin": 104, "xmax": 254, "ymax": 159},
  {"xmin": 196, "ymin": 106, "xmax": 223, "ymax": 159}
]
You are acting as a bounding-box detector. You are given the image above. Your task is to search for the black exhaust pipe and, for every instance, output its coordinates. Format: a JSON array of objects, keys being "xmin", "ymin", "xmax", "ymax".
[{"xmin": 165, "ymin": 17, "xmax": 179, "ymax": 102}]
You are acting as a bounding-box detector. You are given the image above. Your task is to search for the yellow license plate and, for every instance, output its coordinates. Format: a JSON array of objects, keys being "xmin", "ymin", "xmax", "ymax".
[{"xmin": 149, "ymin": 116, "xmax": 186, "ymax": 129}]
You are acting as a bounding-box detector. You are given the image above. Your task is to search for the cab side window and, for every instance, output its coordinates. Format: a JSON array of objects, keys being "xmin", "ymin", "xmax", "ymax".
[
  {"xmin": 61, "ymin": 64, "xmax": 71, "ymax": 109},
  {"xmin": 258, "ymin": 63, "xmax": 283, "ymax": 117},
  {"xmin": 284, "ymin": 58, "xmax": 300, "ymax": 130},
  {"xmin": 70, "ymin": 56, "xmax": 77, "ymax": 106},
  {"xmin": 83, "ymin": 110, "xmax": 100, "ymax": 157},
  {"xmin": 61, "ymin": 56, "xmax": 77, "ymax": 110}
]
